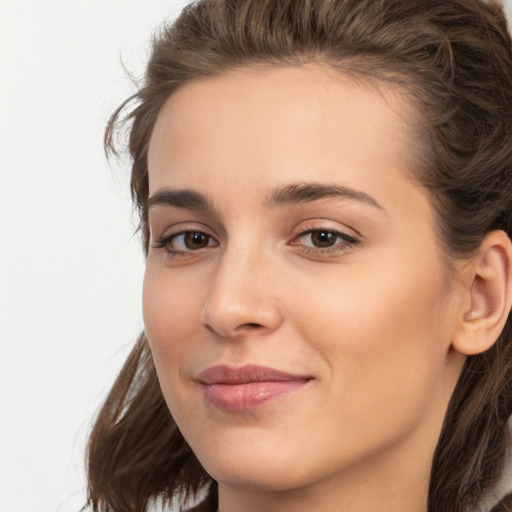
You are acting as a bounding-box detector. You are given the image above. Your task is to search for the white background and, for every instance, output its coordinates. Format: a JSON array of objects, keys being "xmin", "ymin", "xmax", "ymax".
[
  {"xmin": 1, "ymin": 1, "xmax": 511, "ymax": 512},
  {"xmin": 0, "ymin": 2, "xmax": 188, "ymax": 511}
]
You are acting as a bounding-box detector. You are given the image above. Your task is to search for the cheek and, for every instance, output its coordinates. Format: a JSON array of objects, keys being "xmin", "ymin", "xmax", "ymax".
[
  {"xmin": 291, "ymin": 257, "xmax": 452, "ymax": 420},
  {"xmin": 142, "ymin": 264, "xmax": 204, "ymax": 374}
]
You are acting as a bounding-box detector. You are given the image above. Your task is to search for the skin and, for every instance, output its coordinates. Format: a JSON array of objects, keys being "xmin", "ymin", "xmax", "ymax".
[{"xmin": 144, "ymin": 64, "xmax": 469, "ymax": 512}]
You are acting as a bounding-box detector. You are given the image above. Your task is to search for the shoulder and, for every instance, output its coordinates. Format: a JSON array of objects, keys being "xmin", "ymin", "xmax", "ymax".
[
  {"xmin": 468, "ymin": 415, "xmax": 512, "ymax": 512},
  {"xmin": 489, "ymin": 492, "xmax": 512, "ymax": 512},
  {"xmin": 482, "ymin": 418, "xmax": 512, "ymax": 512}
]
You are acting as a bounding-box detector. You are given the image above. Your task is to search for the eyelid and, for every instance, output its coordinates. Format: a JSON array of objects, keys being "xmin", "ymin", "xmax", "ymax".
[
  {"xmin": 291, "ymin": 218, "xmax": 360, "ymax": 239},
  {"xmin": 151, "ymin": 232, "xmax": 219, "ymax": 262},
  {"xmin": 288, "ymin": 221, "xmax": 361, "ymax": 255},
  {"xmin": 150, "ymin": 222, "xmax": 220, "ymax": 258},
  {"xmin": 150, "ymin": 221, "xmax": 216, "ymax": 243},
  {"xmin": 169, "ymin": 231, "xmax": 219, "ymax": 253},
  {"xmin": 291, "ymin": 228, "xmax": 358, "ymax": 245}
]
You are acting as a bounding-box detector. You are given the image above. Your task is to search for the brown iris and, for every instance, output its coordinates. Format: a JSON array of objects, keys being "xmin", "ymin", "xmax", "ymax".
[
  {"xmin": 184, "ymin": 232, "xmax": 210, "ymax": 249},
  {"xmin": 310, "ymin": 230, "xmax": 338, "ymax": 247}
]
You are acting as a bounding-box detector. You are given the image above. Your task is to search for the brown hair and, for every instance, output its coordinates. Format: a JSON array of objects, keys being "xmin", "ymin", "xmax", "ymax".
[{"xmin": 86, "ymin": 1, "xmax": 512, "ymax": 511}]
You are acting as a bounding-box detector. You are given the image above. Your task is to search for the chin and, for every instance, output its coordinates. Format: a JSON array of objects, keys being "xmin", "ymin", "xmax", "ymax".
[
  {"xmin": 190, "ymin": 435, "xmax": 303, "ymax": 491},
  {"xmin": 207, "ymin": 463, "xmax": 310, "ymax": 493}
]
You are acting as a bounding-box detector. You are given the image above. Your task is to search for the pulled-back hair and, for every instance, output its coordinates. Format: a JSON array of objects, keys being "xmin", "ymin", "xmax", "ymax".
[{"xmin": 86, "ymin": 1, "xmax": 512, "ymax": 511}]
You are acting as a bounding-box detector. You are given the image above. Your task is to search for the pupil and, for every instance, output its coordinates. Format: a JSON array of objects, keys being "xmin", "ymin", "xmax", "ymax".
[
  {"xmin": 312, "ymin": 231, "xmax": 336, "ymax": 247},
  {"xmin": 185, "ymin": 232, "xmax": 208, "ymax": 249}
]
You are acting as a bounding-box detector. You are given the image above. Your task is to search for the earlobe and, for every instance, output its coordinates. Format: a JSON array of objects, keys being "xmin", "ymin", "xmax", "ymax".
[{"xmin": 452, "ymin": 230, "xmax": 512, "ymax": 356}]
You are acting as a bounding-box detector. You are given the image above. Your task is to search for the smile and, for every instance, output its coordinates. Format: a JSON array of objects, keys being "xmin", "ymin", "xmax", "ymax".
[{"xmin": 196, "ymin": 364, "xmax": 313, "ymax": 411}]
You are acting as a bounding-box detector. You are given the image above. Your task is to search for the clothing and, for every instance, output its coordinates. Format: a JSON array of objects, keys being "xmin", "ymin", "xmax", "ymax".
[
  {"xmin": 489, "ymin": 492, "xmax": 512, "ymax": 512},
  {"xmin": 478, "ymin": 416, "xmax": 512, "ymax": 512}
]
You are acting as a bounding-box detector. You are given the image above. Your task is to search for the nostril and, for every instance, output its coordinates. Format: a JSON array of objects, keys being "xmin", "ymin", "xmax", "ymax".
[
  {"xmin": 202, "ymin": 321, "xmax": 263, "ymax": 336},
  {"xmin": 233, "ymin": 322, "xmax": 266, "ymax": 334}
]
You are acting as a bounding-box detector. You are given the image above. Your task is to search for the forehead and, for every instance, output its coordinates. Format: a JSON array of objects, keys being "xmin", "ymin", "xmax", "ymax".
[{"xmin": 147, "ymin": 63, "xmax": 421, "ymax": 213}]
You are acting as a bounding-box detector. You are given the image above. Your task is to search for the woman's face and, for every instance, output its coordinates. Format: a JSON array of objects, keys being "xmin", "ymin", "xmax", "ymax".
[{"xmin": 144, "ymin": 65, "xmax": 466, "ymax": 501}]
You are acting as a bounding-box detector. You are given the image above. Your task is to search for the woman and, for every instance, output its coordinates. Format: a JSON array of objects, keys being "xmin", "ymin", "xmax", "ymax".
[{"xmin": 85, "ymin": 0, "xmax": 512, "ymax": 511}]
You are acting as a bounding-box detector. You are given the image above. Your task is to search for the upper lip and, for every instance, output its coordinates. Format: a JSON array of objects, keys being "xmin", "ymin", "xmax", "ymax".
[{"xmin": 196, "ymin": 364, "xmax": 312, "ymax": 385}]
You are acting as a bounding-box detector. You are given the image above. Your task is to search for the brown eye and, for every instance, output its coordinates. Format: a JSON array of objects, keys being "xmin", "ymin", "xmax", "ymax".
[
  {"xmin": 309, "ymin": 230, "xmax": 338, "ymax": 247},
  {"xmin": 291, "ymin": 228, "xmax": 360, "ymax": 254},
  {"xmin": 183, "ymin": 232, "xmax": 211, "ymax": 249},
  {"xmin": 155, "ymin": 231, "xmax": 218, "ymax": 253}
]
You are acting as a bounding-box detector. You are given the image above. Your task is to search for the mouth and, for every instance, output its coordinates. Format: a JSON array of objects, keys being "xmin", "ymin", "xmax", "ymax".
[{"xmin": 196, "ymin": 364, "xmax": 313, "ymax": 412}]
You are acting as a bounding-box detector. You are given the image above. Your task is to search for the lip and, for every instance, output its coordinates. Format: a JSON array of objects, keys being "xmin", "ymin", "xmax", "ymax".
[{"xmin": 196, "ymin": 364, "xmax": 313, "ymax": 411}]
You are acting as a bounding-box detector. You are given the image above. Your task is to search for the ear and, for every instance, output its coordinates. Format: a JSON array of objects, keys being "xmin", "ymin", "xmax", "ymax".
[{"xmin": 452, "ymin": 230, "xmax": 512, "ymax": 356}]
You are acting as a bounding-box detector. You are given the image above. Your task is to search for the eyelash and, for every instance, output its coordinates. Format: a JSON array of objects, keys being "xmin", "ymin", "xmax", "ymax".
[
  {"xmin": 289, "ymin": 228, "xmax": 360, "ymax": 256},
  {"xmin": 152, "ymin": 231, "xmax": 218, "ymax": 257},
  {"xmin": 152, "ymin": 227, "xmax": 360, "ymax": 258}
]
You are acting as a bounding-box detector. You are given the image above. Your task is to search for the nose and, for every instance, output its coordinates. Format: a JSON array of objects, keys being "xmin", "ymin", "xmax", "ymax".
[{"xmin": 200, "ymin": 245, "xmax": 284, "ymax": 339}]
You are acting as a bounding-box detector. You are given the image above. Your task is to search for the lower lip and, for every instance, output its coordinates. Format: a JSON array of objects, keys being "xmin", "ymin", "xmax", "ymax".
[{"xmin": 203, "ymin": 380, "xmax": 309, "ymax": 411}]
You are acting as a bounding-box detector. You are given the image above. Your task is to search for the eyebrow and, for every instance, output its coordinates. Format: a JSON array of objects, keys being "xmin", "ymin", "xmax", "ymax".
[
  {"xmin": 264, "ymin": 182, "xmax": 384, "ymax": 210},
  {"xmin": 147, "ymin": 182, "xmax": 383, "ymax": 212},
  {"xmin": 147, "ymin": 188, "xmax": 211, "ymax": 210}
]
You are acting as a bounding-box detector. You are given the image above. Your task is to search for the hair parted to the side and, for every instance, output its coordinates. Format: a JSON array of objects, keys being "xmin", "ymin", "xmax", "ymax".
[{"xmin": 86, "ymin": 1, "xmax": 512, "ymax": 511}]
